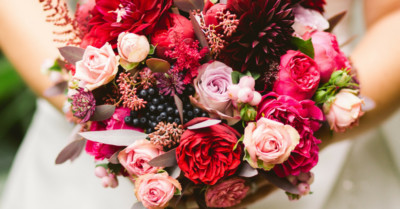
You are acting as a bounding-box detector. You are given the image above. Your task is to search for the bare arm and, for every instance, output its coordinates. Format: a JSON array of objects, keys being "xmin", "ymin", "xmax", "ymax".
[{"xmin": 0, "ymin": 0, "xmax": 65, "ymax": 110}]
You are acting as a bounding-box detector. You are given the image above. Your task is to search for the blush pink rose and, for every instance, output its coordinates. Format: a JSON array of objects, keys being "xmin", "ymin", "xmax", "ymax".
[
  {"xmin": 194, "ymin": 61, "xmax": 238, "ymax": 124},
  {"xmin": 304, "ymin": 31, "xmax": 352, "ymax": 83},
  {"xmin": 325, "ymin": 89, "xmax": 364, "ymax": 132},
  {"xmin": 135, "ymin": 172, "xmax": 182, "ymax": 209},
  {"xmin": 273, "ymin": 50, "xmax": 320, "ymax": 101},
  {"xmin": 292, "ymin": 6, "xmax": 329, "ymax": 36},
  {"xmin": 74, "ymin": 43, "xmax": 119, "ymax": 90},
  {"xmin": 243, "ymin": 118, "xmax": 300, "ymax": 170},
  {"xmin": 118, "ymin": 139, "xmax": 164, "ymax": 177},
  {"xmin": 117, "ymin": 32, "xmax": 150, "ymax": 63},
  {"xmin": 205, "ymin": 177, "xmax": 249, "ymax": 208}
]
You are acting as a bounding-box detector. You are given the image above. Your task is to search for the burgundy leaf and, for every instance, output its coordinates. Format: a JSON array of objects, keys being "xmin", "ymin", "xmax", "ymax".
[
  {"xmin": 44, "ymin": 81, "xmax": 67, "ymax": 97},
  {"xmin": 55, "ymin": 138, "xmax": 86, "ymax": 164},
  {"xmin": 89, "ymin": 105, "xmax": 116, "ymax": 121},
  {"xmin": 148, "ymin": 148, "xmax": 177, "ymax": 167},
  {"xmin": 238, "ymin": 162, "xmax": 258, "ymax": 178},
  {"xmin": 131, "ymin": 202, "xmax": 146, "ymax": 209},
  {"xmin": 260, "ymin": 171, "xmax": 300, "ymax": 195},
  {"xmin": 326, "ymin": 11, "xmax": 347, "ymax": 33},
  {"xmin": 174, "ymin": 0, "xmax": 204, "ymax": 13},
  {"xmin": 58, "ymin": 46, "xmax": 85, "ymax": 65},
  {"xmin": 189, "ymin": 11, "xmax": 209, "ymax": 49},
  {"xmin": 79, "ymin": 130, "xmax": 148, "ymax": 146},
  {"xmin": 174, "ymin": 95, "xmax": 184, "ymax": 125},
  {"xmin": 146, "ymin": 58, "xmax": 171, "ymax": 73},
  {"xmin": 187, "ymin": 119, "xmax": 221, "ymax": 130}
]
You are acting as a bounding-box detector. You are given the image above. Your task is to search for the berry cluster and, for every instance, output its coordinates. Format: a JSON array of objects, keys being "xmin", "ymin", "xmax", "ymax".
[{"xmin": 124, "ymin": 86, "xmax": 208, "ymax": 133}]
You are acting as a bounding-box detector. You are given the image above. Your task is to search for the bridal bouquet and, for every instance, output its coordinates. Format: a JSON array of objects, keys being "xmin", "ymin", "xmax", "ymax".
[{"xmin": 41, "ymin": 0, "xmax": 366, "ymax": 208}]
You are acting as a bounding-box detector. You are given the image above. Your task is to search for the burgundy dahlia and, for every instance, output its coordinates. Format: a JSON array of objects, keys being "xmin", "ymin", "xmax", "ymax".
[
  {"xmin": 300, "ymin": 0, "xmax": 326, "ymax": 13},
  {"xmin": 222, "ymin": 0, "xmax": 295, "ymax": 73},
  {"xmin": 82, "ymin": 0, "xmax": 173, "ymax": 48},
  {"xmin": 256, "ymin": 92, "xmax": 324, "ymax": 177}
]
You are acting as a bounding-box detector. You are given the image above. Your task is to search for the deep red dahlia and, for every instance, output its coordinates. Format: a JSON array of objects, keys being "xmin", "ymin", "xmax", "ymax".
[
  {"xmin": 300, "ymin": 0, "xmax": 326, "ymax": 13},
  {"xmin": 256, "ymin": 92, "xmax": 324, "ymax": 177},
  {"xmin": 222, "ymin": 0, "xmax": 295, "ymax": 73},
  {"xmin": 176, "ymin": 118, "xmax": 242, "ymax": 185},
  {"xmin": 83, "ymin": 0, "xmax": 173, "ymax": 48}
]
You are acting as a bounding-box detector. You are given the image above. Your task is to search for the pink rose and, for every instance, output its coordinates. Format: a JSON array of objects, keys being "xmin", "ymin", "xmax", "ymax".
[
  {"xmin": 205, "ymin": 177, "xmax": 250, "ymax": 208},
  {"xmin": 325, "ymin": 89, "xmax": 364, "ymax": 132},
  {"xmin": 135, "ymin": 172, "xmax": 182, "ymax": 209},
  {"xmin": 151, "ymin": 13, "xmax": 195, "ymax": 59},
  {"xmin": 117, "ymin": 32, "xmax": 150, "ymax": 63},
  {"xmin": 292, "ymin": 6, "xmax": 329, "ymax": 36},
  {"xmin": 118, "ymin": 139, "xmax": 164, "ymax": 177},
  {"xmin": 273, "ymin": 50, "xmax": 320, "ymax": 101},
  {"xmin": 304, "ymin": 31, "xmax": 352, "ymax": 83},
  {"xmin": 194, "ymin": 61, "xmax": 237, "ymax": 124},
  {"xmin": 243, "ymin": 118, "xmax": 300, "ymax": 170},
  {"xmin": 74, "ymin": 43, "xmax": 119, "ymax": 90}
]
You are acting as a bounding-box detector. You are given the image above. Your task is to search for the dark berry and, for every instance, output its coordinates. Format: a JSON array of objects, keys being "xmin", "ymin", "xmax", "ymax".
[
  {"xmin": 130, "ymin": 111, "xmax": 138, "ymax": 118},
  {"xmin": 193, "ymin": 108, "xmax": 201, "ymax": 116},
  {"xmin": 151, "ymin": 122, "xmax": 158, "ymax": 128},
  {"xmin": 145, "ymin": 112, "xmax": 150, "ymax": 117},
  {"xmin": 124, "ymin": 116, "xmax": 132, "ymax": 124},
  {"xmin": 184, "ymin": 103, "xmax": 192, "ymax": 110},
  {"xmin": 139, "ymin": 89, "xmax": 148, "ymax": 98},
  {"xmin": 201, "ymin": 112, "xmax": 208, "ymax": 117},
  {"xmin": 157, "ymin": 104, "xmax": 165, "ymax": 112},
  {"xmin": 159, "ymin": 95, "xmax": 165, "ymax": 102},
  {"xmin": 167, "ymin": 116, "xmax": 174, "ymax": 123},
  {"xmin": 149, "ymin": 115, "xmax": 156, "ymax": 121},
  {"xmin": 174, "ymin": 109, "xmax": 180, "ymax": 116},
  {"xmin": 146, "ymin": 128, "xmax": 153, "ymax": 133},
  {"xmin": 139, "ymin": 117, "xmax": 147, "ymax": 125},
  {"xmin": 174, "ymin": 118, "xmax": 181, "ymax": 124},
  {"xmin": 149, "ymin": 105, "xmax": 157, "ymax": 113},
  {"xmin": 166, "ymin": 106, "xmax": 174, "ymax": 115},
  {"xmin": 185, "ymin": 85, "xmax": 195, "ymax": 95},
  {"xmin": 187, "ymin": 111, "xmax": 194, "ymax": 118},
  {"xmin": 156, "ymin": 116, "xmax": 163, "ymax": 122},
  {"xmin": 133, "ymin": 118, "xmax": 140, "ymax": 126},
  {"xmin": 160, "ymin": 112, "xmax": 167, "ymax": 120},
  {"xmin": 183, "ymin": 118, "xmax": 189, "ymax": 123},
  {"xmin": 182, "ymin": 109, "xmax": 187, "ymax": 116},
  {"xmin": 148, "ymin": 88, "xmax": 155, "ymax": 96},
  {"xmin": 152, "ymin": 98, "xmax": 160, "ymax": 105}
]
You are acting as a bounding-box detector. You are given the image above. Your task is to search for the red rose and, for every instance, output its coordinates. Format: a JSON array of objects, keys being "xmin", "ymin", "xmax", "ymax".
[
  {"xmin": 151, "ymin": 13, "xmax": 195, "ymax": 59},
  {"xmin": 273, "ymin": 50, "xmax": 320, "ymax": 100},
  {"xmin": 176, "ymin": 118, "xmax": 242, "ymax": 185},
  {"xmin": 85, "ymin": 107, "xmax": 143, "ymax": 161},
  {"xmin": 84, "ymin": 0, "xmax": 173, "ymax": 48},
  {"xmin": 256, "ymin": 92, "xmax": 324, "ymax": 177}
]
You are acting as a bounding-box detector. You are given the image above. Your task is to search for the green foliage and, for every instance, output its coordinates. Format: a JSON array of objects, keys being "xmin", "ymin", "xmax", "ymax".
[
  {"xmin": 291, "ymin": 37, "xmax": 315, "ymax": 59},
  {"xmin": 231, "ymin": 71, "xmax": 261, "ymax": 84}
]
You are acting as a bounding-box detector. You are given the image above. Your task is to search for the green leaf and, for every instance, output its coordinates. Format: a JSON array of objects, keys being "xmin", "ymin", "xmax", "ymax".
[
  {"xmin": 233, "ymin": 135, "xmax": 244, "ymax": 151},
  {"xmin": 120, "ymin": 59, "xmax": 139, "ymax": 71},
  {"xmin": 108, "ymin": 163, "xmax": 122, "ymax": 175},
  {"xmin": 251, "ymin": 72, "xmax": 261, "ymax": 81},
  {"xmin": 146, "ymin": 58, "xmax": 171, "ymax": 73},
  {"xmin": 174, "ymin": 188, "xmax": 182, "ymax": 196},
  {"xmin": 149, "ymin": 44, "xmax": 156, "ymax": 55},
  {"xmin": 231, "ymin": 71, "xmax": 241, "ymax": 84},
  {"xmin": 291, "ymin": 37, "xmax": 315, "ymax": 59}
]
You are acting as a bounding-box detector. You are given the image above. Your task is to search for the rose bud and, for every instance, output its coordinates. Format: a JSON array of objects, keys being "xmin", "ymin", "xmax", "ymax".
[
  {"xmin": 304, "ymin": 31, "xmax": 352, "ymax": 83},
  {"xmin": 205, "ymin": 178, "xmax": 250, "ymax": 208},
  {"xmin": 238, "ymin": 76, "xmax": 256, "ymax": 90},
  {"xmin": 292, "ymin": 5, "xmax": 329, "ymax": 36},
  {"xmin": 243, "ymin": 118, "xmax": 300, "ymax": 170},
  {"xmin": 227, "ymin": 84, "xmax": 240, "ymax": 101},
  {"xmin": 249, "ymin": 91, "xmax": 262, "ymax": 106},
  {"xmin": 324, "ymin": 89, "xmax": 364, "ymax": 132},
  {"xmin": 273, "ymin": 50, "xmax": 320, "ymax": 101},
  {"xmin": 101, "ymin": 174, "xmax": 118, "ymax": 188},
  {"xmin": 94, "ymin": 166, "xmax": 108, "ymax": 178},
  {"xmin": 237, "ymin": 87, "xmax": 254, "ymax": 104},
  {"xmin": 297, "ymin": 183, "xmax": 310, "ymax": 196},
  {"xmin": 117, "ymin": 32, "xmax": 150, "ymax": 69}
]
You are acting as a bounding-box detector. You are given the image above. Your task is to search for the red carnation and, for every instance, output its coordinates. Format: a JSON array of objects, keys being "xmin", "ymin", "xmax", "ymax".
[
  {"xmin": 256, "ymin": 93, "xmax": 324, "ymax": 177},
  {"xmin": 176, "ymin": 118, "xmax": 242, "ymax": 185},
  {"xmin": 300, "ymin": 0, "xmax": 326, "ymax": 13},
  {"xmin": 82, "ymin": 0, "xmax": 173, "ymax": 48}
]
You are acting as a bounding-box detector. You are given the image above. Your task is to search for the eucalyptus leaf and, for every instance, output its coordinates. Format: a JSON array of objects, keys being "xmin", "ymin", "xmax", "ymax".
[
  {"xmin": 79, "ymin": 130, "xmax": 148, "ymax": 146},
  {"xmin": 58, "ymin": 46, "xmax": 85, "ymax": 65},
  {"xmin": 55, "ymin": 138, "xmax": 86, "ymax": 164},
  {"xmin": 187, "ymin": 119, "xmax": 221, "ymax": 130},
  {"xmin": 238, "ymin": 162, "xmax": 258, "ymax": 178},
  {"xmin": 146, "ymin": 58, "xmax": 170, "ymax": 73},
  {"xmin": 109, "ymin": 150, "xmax": 121, "ymax": 164},
  {"xmin": 326, "ymin": 11, "xmax": 347, "ymax": 33},
  {"xmin": 148, "ymin": 148, "xmax": 177, "ymax": 167},
  {"xmin": 44, "ymin": 81, "xmax": 68, "ymax": 97},
  {"xmin": 174, "ymin": 0, "xmax": 204, "ymax": 13},
  {"xmin": 89, "ymin": 105, "xmax": 116, "ymax": 121},
  {"xmin": 131, "ymin": 202, "xmax": 146, "ymax": 209},
  {"xmin": 167, "ymin": 166, "xmax": 181, "ymax": 179},
  {"xmin": 260, "ymin": 170, "xmax": 300, "ymax": 195},
  {"xmin": 174, "ymin": 95, "xmax": 184, "ymax": 125},
  {"xmin": 291, "ymin": 37, "xmax": 315, "ymax": 59}
]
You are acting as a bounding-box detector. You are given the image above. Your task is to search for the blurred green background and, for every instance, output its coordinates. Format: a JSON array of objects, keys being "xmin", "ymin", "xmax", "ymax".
[{"xmin": 0, "ymin": 51, "xmax": 37, "ymax": 196}]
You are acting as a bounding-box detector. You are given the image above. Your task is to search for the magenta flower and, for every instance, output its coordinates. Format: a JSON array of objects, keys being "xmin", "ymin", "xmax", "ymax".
[{"xmin": 71, "ymin": 88, "xmax": 96, "ymax": 123}]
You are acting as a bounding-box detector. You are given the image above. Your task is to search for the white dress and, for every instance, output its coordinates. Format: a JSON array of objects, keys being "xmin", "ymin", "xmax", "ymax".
[{"xmin": 1, "ymin": 1, "xmax": 400, "ymax": 208}]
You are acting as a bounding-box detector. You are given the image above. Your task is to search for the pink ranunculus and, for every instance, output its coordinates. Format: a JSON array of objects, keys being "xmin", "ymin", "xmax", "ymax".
[
  {"xmin": 205, "ymin": 177, "xmax": 250, "ymax": 208},
  {"xmin": 74, "ymin": 43, "xmax": 119, "ymax": 90},
  {"xmin": 243, "ymin": 118, "xmax": 300, "ymax": 170},
  {"xmin": 256, "ymin": 92, "xmax": 324, "ymax": 177},
  {"xmin": 273, "ymin": 50, "xmax": 320, "ymax": 101},
  {"xmin": 117, "ymin": 32, "xmax": 150, "ymax": 63},
  {"xmin": 325, "ymin": 89, "xmax": 364, "ymax": 132},
  {"xmin": 292, "ymin": 6, "xmax": 329, "ymax": 36},
  {"xmin": 118, "ymin": 139, "xmax": 164, "ymax": 177},
  {"xmin": 304, "ymin": 31, "xmax": 352, "ymax": 83},
  {"xmin": 85, "ymin": 107, "xmax": 143, "ymax": 161},
  {"xmin": 135, "ymin": 172, "xmax": 182, "ymax": 209},
  {"xmin": 194, "ymin": 61, "xmax": 237, "ymax": 124},
  {"xmin": 151, "ymin": 13, "xmax": 195, "ymax": 59}
]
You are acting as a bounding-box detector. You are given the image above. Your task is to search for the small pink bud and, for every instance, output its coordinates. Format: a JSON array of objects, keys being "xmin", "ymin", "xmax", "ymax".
[
  {"xmin": 227, "ymin": 85, "xmax": 241, "ymax": 101},
  {"xmin": 238, "ymin": 76, "xmax": 255, "ymax": 90},
  {"xmin": 108, "ymin": 174, "xmax": 119, "ymax": 188},
  {"xmin": 95, "ymin": 166, "xmax": 108, "ymax": 178},
  {"xmin": 249, "ymin": 91, "xmax": 262, "ymax": 106},
  {"xmin": 101, "ymin": 176, "xmax": 112, "ymax": 188},
  {"xmin": 297, "ymin": 183, "xmax": 310, "ymax": 195},
  {"xmin": 238, "ymin": 88, "xmax": 254, "ymax": 103},
  {"xmin": 297, "ymin": 172, "xmax": 312, "ymax": 182}
]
